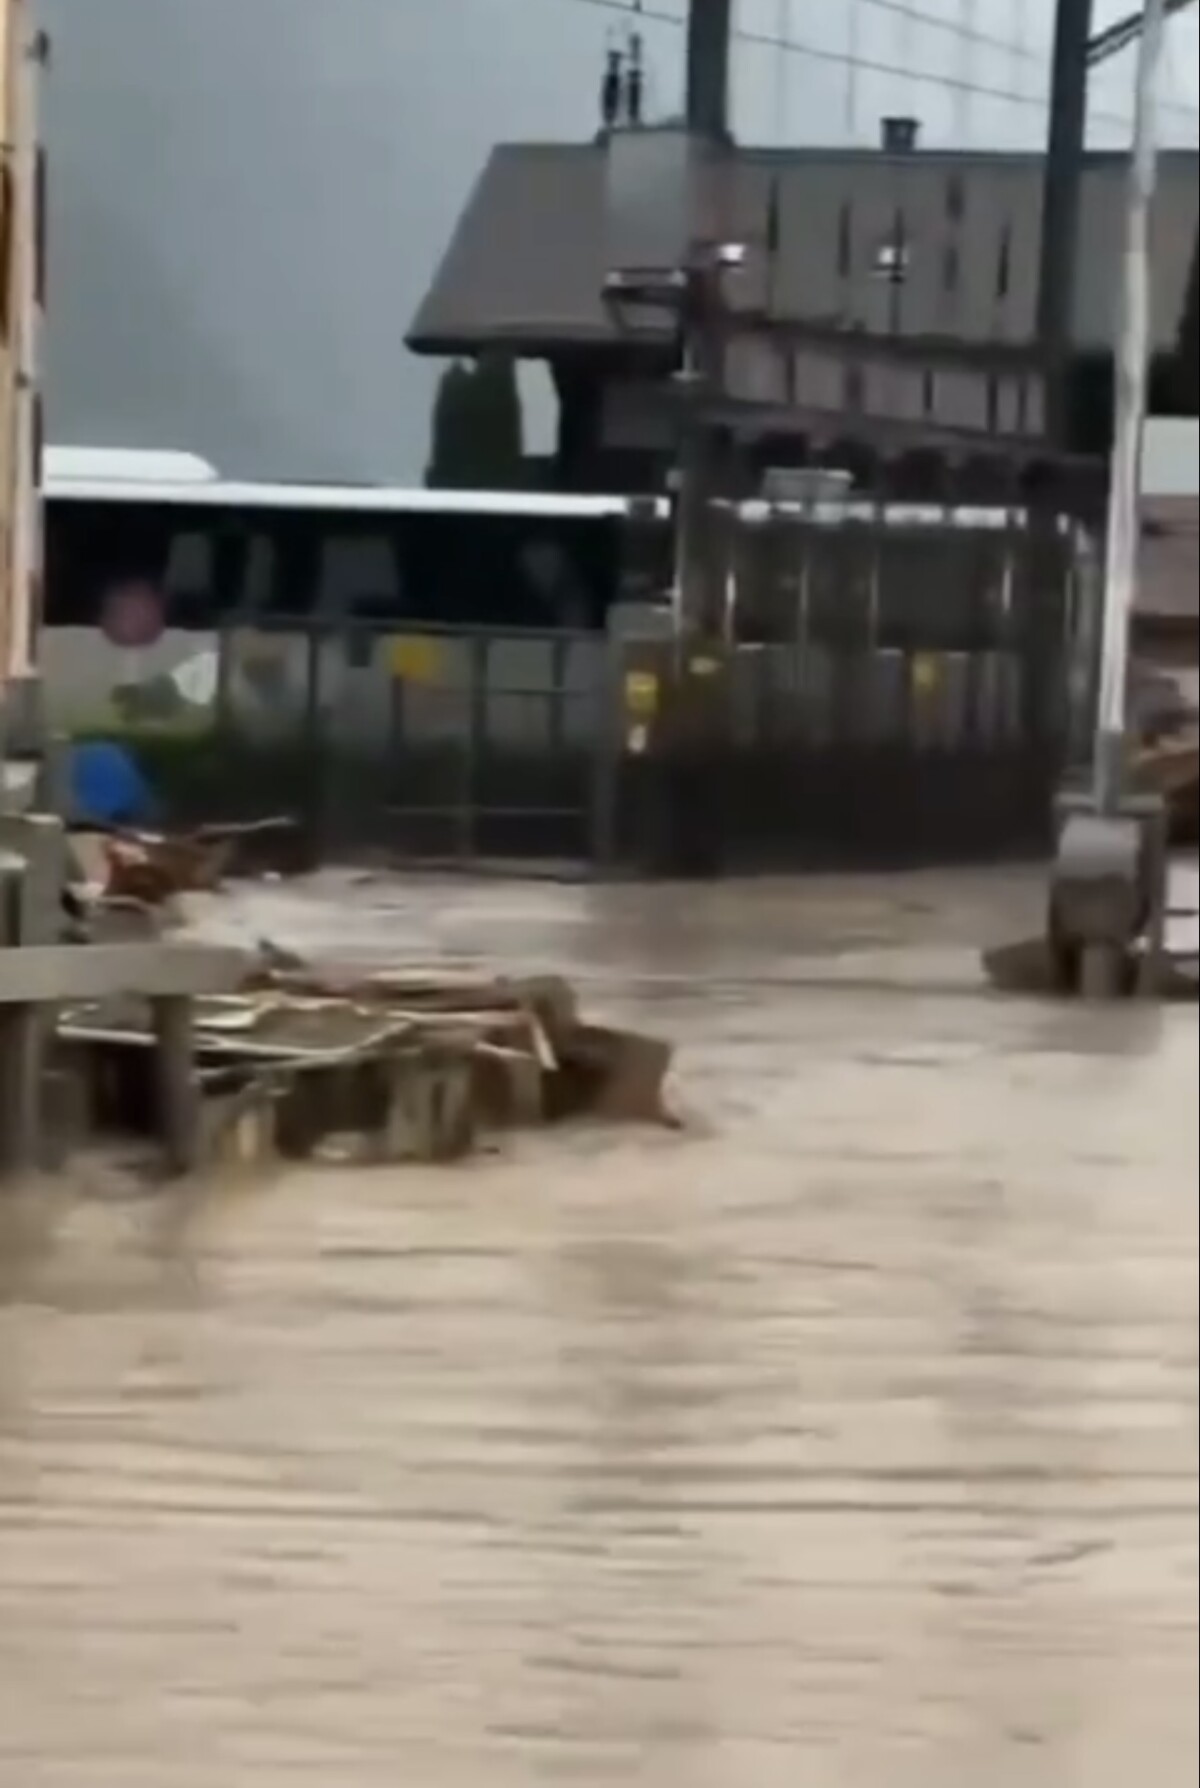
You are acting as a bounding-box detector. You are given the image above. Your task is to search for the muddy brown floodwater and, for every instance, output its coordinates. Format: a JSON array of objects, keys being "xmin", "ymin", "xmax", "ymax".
[{"xmin": 1, "ymin": 868, "xmax": 1196, "ymax": 1786}]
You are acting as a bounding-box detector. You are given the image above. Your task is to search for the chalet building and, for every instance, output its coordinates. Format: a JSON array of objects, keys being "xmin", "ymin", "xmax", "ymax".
[{"xmin": 408, "ymin": 132, "xmax": 1198, "ymax": 507}]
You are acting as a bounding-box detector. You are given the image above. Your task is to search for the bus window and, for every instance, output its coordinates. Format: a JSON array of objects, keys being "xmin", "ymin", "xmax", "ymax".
[
  {"xmin": 517, "ymin": 533, "xmax": 589, "ymax": 630},
  {"xmin": 43, "ymin": 490, "xmax": 639, "ymax": 637},
  {"xmin": 240, "ymin": 531, "xmax": 277, "ymax": 614},
  {"xmin": 316, "ymin": 529, "xmax": 403, "ymax": 621},
  {"xmin": 162, "ymin": 528, "xmax": 215, "ymax": 626},
  {"xmin": 44, "ymin": 499, "xmax": 171, "ymax": 626}
]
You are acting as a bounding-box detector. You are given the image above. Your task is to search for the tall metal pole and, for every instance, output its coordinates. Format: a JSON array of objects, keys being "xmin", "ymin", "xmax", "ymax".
[
  {"xmin": 674, "ymin": 0, "xmax": 733, "ymax": 641},
  {"xmin": 684, "ymin": 0, "xmax": 732, "ymax": 140},
  {"xmin": 1093, "ymin": 0, "xmax": 1168, "ymax": 810},
  {"xmin": 1037, "ymin": 0, "xmax": 1094, "ymax": 447},
  {"xmin": 8, "ymin": 20, "xmax": 44, "ymax": 689},
  {"xmin": 0, "ymin": 0, "xmax": 19, "ymax": 700}
]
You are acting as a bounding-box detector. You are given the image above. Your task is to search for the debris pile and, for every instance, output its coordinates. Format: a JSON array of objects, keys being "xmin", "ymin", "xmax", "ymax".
[
  {"xmin": 1136, "ymin": 732, "xmax": 1198, "ymax": 844},
  {"xmin": 67, "ymin": 819, "xmax": 302, "ymax": 922},
  {"xmin": 1132, "ymin": 659, "xmax": 1198, "ymax": 844},
  {"xmin": 57, "ymin": 953, "xmax": 675, "ymax": 1171}
]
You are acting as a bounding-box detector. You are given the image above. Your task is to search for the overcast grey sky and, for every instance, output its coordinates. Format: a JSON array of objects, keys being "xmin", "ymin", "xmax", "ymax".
[{"xmin": 37, "ymin": 0, "xmax": 1200, "ymax": 482}]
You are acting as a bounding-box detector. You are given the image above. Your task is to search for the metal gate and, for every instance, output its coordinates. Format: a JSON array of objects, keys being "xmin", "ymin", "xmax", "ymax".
[
  {"xmin": 209, "ymin": 507, "xmax": 1084, "ymax": 872},
  {"xmin": 610, "ymin": 503, "xmax": 1084, "ymax": 869},
  {"xmin": 315, "ymin": 623, "xmax": 609, "ymax": 865}
]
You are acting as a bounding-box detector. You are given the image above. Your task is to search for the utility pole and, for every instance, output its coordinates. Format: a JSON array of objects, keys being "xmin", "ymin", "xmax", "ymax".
[
  {"xmin": 1046, "ymin": 0, "xmax": 1172, "ymax": 998},
  {"xmin": 1093, "ymin": 0, "xmax": 1167, "ymax": 809},
  {"xmin": 672, "ymin": 0, "xmax": 734, "ymax": 642},
  {"xmin": 684, "ymin": 0, "xmax": 732, "ymax": 142},
  {"xmin": 1037, "ymin": 0, "xmax": 1094, "ymax": 448},
  {"xmin": 598, "ymin": 0, "xmax": 738, "ymax": 871}
]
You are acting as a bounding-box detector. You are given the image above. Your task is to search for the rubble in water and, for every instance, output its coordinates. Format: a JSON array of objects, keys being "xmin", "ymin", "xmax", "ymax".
[{"xmin": 57, "ymin": 951, "xmax": 675, "ymax": 1173}]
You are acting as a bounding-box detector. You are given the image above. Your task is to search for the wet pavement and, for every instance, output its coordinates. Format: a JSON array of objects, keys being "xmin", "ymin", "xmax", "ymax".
[{"xmin": 1, "ymin": 867, "xmax": 1196, "ymax": 1785}]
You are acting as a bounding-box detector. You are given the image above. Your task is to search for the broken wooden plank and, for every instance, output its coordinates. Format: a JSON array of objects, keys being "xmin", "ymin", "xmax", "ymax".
[{"xmin": 0, "ymin": 943, "xmax": 246, "ymax": 1004}]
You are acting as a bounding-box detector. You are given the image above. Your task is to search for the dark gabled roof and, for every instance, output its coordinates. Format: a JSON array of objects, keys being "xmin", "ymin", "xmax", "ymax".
[{"xmin": 408, "ymin": 139, "xmax": 1198, "ymax": 361}]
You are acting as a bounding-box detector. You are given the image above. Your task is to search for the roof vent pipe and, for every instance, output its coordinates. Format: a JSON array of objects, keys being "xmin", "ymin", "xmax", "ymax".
[{"xmin": 881, "ymin": 116, "xmax": 920, "ymax": 153}]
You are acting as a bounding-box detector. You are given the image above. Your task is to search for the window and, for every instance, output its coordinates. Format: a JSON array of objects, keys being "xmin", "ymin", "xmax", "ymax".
[
  {"xmin": 316, "ymin": 530, "xmax": 403, "ymax": 619},
  {"xmin": 873, "ymin": 237, "xmax": 909, "ymax": 283},
  {"xmin": 164, "ymin": 530, "xmax": 215, "ymax": 618},
  {"xmin": 240, "ymin": 532, "xmax": 277, "ymax": 613},
  {"xmin": 996, "ymin": 225, "xmax": 1012, "ymax": 301},
  {"xmin": 44, "ymin": 500, "xmax": 169, "ymax": 626},
  {"xmin": 942, "ymin": 242, "xmax": 960, "ymax": 295},
  {"xmin": 837, "ymin": 203, "xmax": 853, "ymax": 280},
  {"xmin": 44, "ymin": 499, "xmax": 631, "ymax": 637}
]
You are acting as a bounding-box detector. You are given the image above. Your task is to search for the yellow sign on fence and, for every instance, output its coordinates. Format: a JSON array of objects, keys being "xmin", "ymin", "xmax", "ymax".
[
  {"xmin": 386, "ymin": 635, "xmax": 440, "ymax": 684},
  {"xmin": 910, "ymin": 652, "xmax": 941, "ymax": 697},
  {"xmin": 624, "ymin": 670, "xmax": 659, "ymax": 716}
]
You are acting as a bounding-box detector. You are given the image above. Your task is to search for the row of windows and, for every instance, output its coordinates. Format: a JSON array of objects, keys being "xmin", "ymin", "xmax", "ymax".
[
  {"xmin": 44, "ymin": 502, "xmax": 624, "ymax": 631},
  {"xmin": 43, "ymin": 498, "xmax": 1056, "ymax": 651}
]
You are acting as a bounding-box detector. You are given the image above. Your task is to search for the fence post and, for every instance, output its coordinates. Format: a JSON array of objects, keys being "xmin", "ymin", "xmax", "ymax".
[
  {"xmin": 303, "ymin": 620, "xmax": 324, "ymax": 857},
  {"xmin": 461, "ymin": 633, "xmax": 486, "ymax": 861},
  {"xmin": 590, "ymin": 631, "xmax": 620, "ymax": 873},
  {"xmin": 549, "ymin": 634, "xmax": 567, "ymax": 758},
  {"xmin": 214, "ymin": 621, "xmax": 233, "ymax": 736}
]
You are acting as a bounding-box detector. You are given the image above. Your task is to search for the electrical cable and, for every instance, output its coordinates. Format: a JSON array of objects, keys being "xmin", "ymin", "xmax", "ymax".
[{"xmin": 562, "ymin": 0, "xmax": 1199, "ymax": 125}]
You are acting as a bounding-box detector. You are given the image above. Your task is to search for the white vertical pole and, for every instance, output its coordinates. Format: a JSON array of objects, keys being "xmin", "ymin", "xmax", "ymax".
[
  {"xmin": 6, "ymin": 12, "xmax": 42, "ymax": 685},
  {"xmin": 1093, "ymin": 0, "xmax": 1167, "ymax": 809},
  {"xmin": 0, "ymin": 0, "xmax": 16, "ymax": 691}
]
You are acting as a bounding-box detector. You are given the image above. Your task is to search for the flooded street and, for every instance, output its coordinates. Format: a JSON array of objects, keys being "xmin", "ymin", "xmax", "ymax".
[{"xmin": 1, "ymin": 868, "xmax": 1196, "ymax": 1785}]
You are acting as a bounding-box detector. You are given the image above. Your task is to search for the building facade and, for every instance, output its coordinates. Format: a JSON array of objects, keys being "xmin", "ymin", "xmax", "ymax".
[{"xmin": 409, "ymin": 133, "xmax": 1199, "ymax": 505}]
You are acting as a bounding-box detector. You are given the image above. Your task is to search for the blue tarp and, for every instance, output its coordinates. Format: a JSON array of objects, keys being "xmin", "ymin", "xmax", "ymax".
[{"xmin": 67, "ymin": 740, "xmax": 158, "ymax": 828}]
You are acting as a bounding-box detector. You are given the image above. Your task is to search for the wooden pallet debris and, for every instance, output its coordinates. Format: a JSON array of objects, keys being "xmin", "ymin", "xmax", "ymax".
[
  {"xmin": 54, "ymin": 951, "xmax": 675, "ymax": 1173},
  {"xmin": 1135, "ymin": 731, "xmax": 1198, "ymax": 843}
]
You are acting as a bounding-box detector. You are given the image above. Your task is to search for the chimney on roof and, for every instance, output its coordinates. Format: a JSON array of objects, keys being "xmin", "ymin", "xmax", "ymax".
[
  {"xmin": 881, "ymin": 116, "xmax": 920, "ymax": 153},
  {"xmin": 625, "ymin": 32, "xmax": 644, "ymax": 125},
  {"xmin": 601, "ymin": 47, "xmax": 623, "ymax": 129}
]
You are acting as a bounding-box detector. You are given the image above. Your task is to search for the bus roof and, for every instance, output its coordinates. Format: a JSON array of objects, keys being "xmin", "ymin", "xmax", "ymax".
[
  {"xmin": 40, "ymin": 454, "xmax": 1058, "ymax": 532},
  {"xmin": 45, "ymin": 446, "xmax": 221, "ymax": 485},
  {"xmin": 42, "ymin": 468, "xmax": 651, "ymax": 519}
]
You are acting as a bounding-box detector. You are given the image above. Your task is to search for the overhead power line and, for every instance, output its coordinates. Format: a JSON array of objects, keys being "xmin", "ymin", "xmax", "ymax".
[
  {"xmin": 1088, "ymin": 0, "xmax": 1196, "ymax": 66},
  {"xmin": 851, "ymin": 0, "xmax": 1042, "ymax": 62},
  {"xmin": 564, "ymin": 0, "xmax": 1199, "ymax": 124}
]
